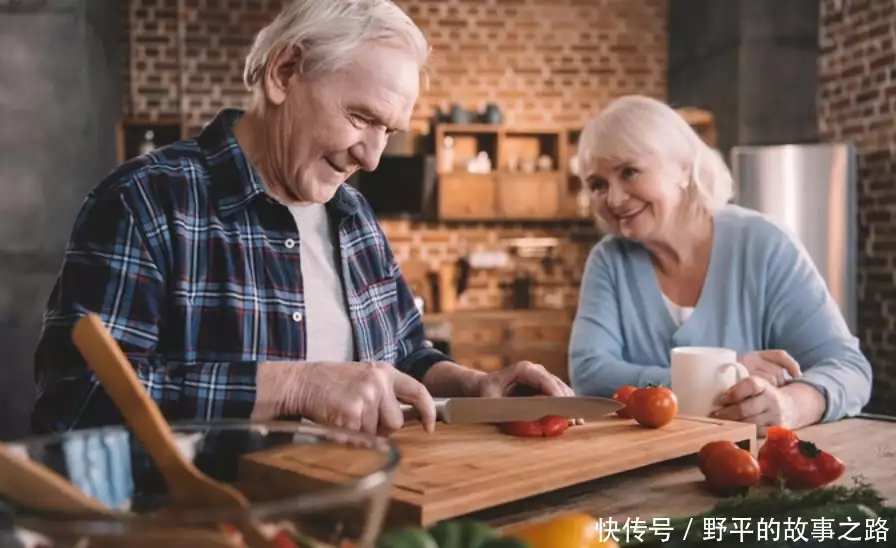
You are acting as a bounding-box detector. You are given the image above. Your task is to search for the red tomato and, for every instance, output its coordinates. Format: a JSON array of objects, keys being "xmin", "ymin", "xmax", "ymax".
[
  {"xmin": 500, "ymin": 415, "xmax": 569, "ymax": 438},
  {"xmin": 698, "ymin": 441, "xmax": 740, "ymax": 475},
  {"xmin": 272, "ymin": 530, "xmax": 298, "ymax": 548},
  {"xmin": 540, "ymin": 416, "xmax": 570, "ymax": 437},
  {"xmin": 500, "ymin": 421, "xmax": 544, "ymax": 437},
  {"xmin": 702, "ymin": 446, "xmax": 762, "ymax": 496},
  {"xmin": 612, "ymin": 385, "xmax": 638, "ymax": 419},
  {"xmin": 628, "ymin": 385, "xmax": 678, "ymax": 428}
]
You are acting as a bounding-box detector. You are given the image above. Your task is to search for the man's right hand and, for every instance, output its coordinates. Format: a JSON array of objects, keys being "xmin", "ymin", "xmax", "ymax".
[{"xmin": 251, "ymin": 361, "xmax": 438, "ymax": 436}]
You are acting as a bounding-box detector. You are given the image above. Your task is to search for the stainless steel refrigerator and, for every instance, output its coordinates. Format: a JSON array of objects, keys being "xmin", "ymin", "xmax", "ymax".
[{"xmin": 730, "ymin": 143, "xmax": 858, "ymax": 335}]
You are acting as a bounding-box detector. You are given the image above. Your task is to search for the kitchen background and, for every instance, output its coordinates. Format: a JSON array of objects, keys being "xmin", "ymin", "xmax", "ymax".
[{"xmin": 0, "ymin": 0, "xmax": 893, "ymax": 440}]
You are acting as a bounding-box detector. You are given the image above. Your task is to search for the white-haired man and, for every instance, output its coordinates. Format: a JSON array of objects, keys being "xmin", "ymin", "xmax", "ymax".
[{"xmin": 33, "ymin": 0, "xmax": 574, "ymax": 436}]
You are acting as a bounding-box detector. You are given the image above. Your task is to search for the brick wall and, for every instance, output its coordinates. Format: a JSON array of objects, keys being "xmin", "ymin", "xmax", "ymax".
[
  {"xmin": 123, "ymin": 0, "xmax": 667, "ymax": 128},
  {"xmin": 122, "ymin": 0, "xmax": 668, "ymax": 310},
  {"xmin": 819, "ymin": 0, "xmax": 896, "ymax": 414}
]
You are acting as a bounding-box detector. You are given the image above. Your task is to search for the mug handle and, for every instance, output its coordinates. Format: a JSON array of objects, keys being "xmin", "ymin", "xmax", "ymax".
[{"xmin": 722, "ymin": 361, "xmax": 750, "ymax": 382}]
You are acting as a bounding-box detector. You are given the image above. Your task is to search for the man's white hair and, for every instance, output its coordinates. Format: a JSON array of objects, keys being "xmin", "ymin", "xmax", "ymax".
[
  {"xmin": 578, "ymin": 95, "xmax": 734, "ymax": 215},
  {"xmin": 243, "ymin": 0, "xmax": 429, "ymax": 92}
]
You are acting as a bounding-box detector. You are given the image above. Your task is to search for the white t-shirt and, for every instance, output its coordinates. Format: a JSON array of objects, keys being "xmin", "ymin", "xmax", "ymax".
[
  {"xmin": 286, "ymin": 203, "xmax": 355, "ymax": 362},
  {"xmin": 663, "ymin": 293, "xmax": 695, "ymax": 326}
]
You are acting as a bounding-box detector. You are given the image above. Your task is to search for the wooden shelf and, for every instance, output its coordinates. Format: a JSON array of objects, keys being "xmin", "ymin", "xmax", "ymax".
[
  {"xmin": 116, "ymin": 118, "xmax": 186, "ymax": 163},
  {"xmin": 434, "ymin": 124, "xmax": 582, "ymax": 222}
]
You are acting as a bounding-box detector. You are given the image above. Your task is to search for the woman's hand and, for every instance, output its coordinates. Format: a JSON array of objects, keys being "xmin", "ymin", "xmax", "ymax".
[
  {"xmin": 711, "ymin": 376, "xmax": 799, "ymax": 436},
  {"xmin": 739, "ymin": 349, "xmax": 802, "ymax": 387}
]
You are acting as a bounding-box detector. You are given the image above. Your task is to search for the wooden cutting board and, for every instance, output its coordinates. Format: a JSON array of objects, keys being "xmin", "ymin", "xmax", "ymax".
[{"xmin": 238, "ymin": 416, "xmax": 756, "ymax": 528}]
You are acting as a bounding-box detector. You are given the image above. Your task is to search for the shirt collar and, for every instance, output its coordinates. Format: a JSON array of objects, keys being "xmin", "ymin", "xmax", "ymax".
[{"xmin": 198, "ymin": 108, "xmax": 361, "ymax": 221}]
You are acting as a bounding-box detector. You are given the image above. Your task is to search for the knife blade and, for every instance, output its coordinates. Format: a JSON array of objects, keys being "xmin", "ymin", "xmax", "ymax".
[{"xmin": 399, "ymin": 396, "xmax": 623, "ymax": 425}]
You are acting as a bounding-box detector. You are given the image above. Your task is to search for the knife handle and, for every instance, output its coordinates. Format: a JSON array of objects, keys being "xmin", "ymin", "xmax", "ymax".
[{"xmin": 399, "ymin": 399, "xmax": 447, "ymax": 424}]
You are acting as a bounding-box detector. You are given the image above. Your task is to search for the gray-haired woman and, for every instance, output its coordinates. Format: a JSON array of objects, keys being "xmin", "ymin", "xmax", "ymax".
[{"xmin": 568, "ymin": 95, "xmax": 871, "ymax": 434}]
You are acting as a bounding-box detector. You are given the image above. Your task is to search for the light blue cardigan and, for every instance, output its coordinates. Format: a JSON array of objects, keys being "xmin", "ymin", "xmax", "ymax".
[{"xmin": 568, "ymin": 205, "xmax": 872, "ymax": 422}]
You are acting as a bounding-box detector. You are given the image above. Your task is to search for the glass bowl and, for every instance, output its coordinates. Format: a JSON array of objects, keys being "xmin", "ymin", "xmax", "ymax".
[{"xmin": 0, "ymin": 420, "xmax": 400, "ymax": 548}]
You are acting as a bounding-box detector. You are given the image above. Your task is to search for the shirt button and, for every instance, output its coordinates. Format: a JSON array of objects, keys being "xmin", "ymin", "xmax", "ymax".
[
  {"xmin": 292, "ymin": 311, "xmax": 303, "ymax": 322},
  {"xmin": 284, "ymin": 238, "xmax": 296, "ymax": 249}
]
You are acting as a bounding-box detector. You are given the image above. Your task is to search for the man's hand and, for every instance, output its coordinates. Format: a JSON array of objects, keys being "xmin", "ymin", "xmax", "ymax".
[
  {"xmin": 423, "ymin": 360, "xmax": 584, "ymax": 426},
  {"xmin": 739, "ymin": 350, "xmax": 802, "ymax": 387},
  {"xmin": 251, "ymin": 361, "xmax": 438, "ymax": 436},
  {"xmin": 470, "ymin": 360, "xmax": 575, "ymax": 399}
]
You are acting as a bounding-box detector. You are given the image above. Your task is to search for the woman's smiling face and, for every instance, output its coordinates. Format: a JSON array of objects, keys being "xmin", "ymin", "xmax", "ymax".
[{"xmin": 583, "ymin": 152, "xmax": 687, "ymax": 242}]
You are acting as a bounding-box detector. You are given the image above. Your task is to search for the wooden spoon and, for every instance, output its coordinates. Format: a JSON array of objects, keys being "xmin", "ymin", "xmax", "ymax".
[
  {"xmin": 0, "ymin": 441, "xmax": 115, "ymax": 516},
  {"xmin": 72, "ymin": 313, "xmax": 273, "ymax": 547}
]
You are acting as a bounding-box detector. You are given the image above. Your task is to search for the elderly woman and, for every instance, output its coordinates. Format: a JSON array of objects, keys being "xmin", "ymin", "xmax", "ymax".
[
  {"xmin": 568, "ymin": 95, "xmax": 871, "ymax": 433},
  {"xmin": 32, "ymin": 0, "xmax": 573, "ymax": 437}
]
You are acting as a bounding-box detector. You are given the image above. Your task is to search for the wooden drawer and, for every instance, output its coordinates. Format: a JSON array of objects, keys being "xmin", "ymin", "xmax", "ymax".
[
  {"xmin": 438, "ymin": 173, "xmax": 496, "ymax": 219},
  {"xmin": 450, "ymin": 321, "xmax": 506, "ymax": 346},
  {"xmin": 509, "ymin": 322, "xmax": 570, "ymax": 345},
  {"xmin": 496, "ymin": 173, "xmax": 561, "ymax": 219}
]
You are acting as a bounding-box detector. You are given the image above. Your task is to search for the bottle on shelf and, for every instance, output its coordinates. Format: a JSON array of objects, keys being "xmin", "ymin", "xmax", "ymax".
[{"xmin": 138, "ymin": 130, "xmax": 156, "ymax": 156}]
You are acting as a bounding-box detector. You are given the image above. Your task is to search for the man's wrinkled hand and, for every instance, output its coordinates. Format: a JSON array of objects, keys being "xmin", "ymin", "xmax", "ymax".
[
  {"xmin": 467, "ymin": 360, "xmax": 584, "ymax": 426},
  {"xmin": 252, "ymin": 360, "xmax": 438, "ymax": 436}
]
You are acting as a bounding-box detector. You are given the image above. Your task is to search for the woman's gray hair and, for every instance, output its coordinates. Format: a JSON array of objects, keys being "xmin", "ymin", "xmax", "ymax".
[
  {"xmin": 243, "ymin": 0, "xmax": 429, "ymax": 91},
  {"xmin": 578, "ymin": 95, "xmax": 734, "ymax": 216}
]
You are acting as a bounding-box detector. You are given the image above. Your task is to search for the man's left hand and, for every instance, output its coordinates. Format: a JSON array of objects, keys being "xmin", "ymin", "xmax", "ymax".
[
  {"xmin": 466, "ymin": 360, "xmax": 584, "ymax": 426},
  {"xmin": 470, "ymin": 360, "xmax": 574, "ymax": 398}
]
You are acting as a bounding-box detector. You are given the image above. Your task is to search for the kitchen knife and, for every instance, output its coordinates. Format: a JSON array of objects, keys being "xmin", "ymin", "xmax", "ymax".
[{"xmin": 399, "ymin": 396, "xmax": 623, "ymax": 425}]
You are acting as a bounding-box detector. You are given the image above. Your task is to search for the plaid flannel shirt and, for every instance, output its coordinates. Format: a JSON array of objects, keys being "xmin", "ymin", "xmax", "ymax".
[{"xmin": 32, "ymin": 108, "xmax": 450, "ymax": 434}]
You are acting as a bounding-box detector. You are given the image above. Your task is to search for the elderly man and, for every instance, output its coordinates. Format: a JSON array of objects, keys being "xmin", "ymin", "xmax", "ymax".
[{"xmin": 32, "ymin": 0, "xmax": 574, "ymax": 436}]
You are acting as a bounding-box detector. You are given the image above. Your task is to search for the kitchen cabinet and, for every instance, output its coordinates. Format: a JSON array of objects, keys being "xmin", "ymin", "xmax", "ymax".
[
  {"xmin": 496, "ymin": 172, "xmax": 561, "ymax": 219},
  {"xmin": 437, "ymin": 173, "xmax": 497, "ymax": 219},
  {"xmin": 424, "ymin": 309, "xmax": 575, "ymax": 383},
  {"xmin": 431, "ymin": 107, "xmax": 717, "ymax": 222},
  {"xmin": 433, "ymin": 124, "xmax": 573, "ymax": 222}
]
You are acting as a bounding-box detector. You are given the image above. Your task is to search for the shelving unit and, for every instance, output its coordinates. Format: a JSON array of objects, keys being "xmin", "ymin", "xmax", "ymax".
[
  {"xmin": 116, "ymin": 118, "xmax": 186, "ymax": 163},
  {"xmin": 431, "ymin": 107, "xmax": 717, "ymax": 223},
  {"xmin": 433, "ymin": 124, "xmax": 579, "ymax": 222}
]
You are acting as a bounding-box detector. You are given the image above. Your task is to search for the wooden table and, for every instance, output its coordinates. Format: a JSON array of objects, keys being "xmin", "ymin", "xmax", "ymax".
[{"xmin": 462, "ymin": 416, "xmax": 896, "ymax": 529}]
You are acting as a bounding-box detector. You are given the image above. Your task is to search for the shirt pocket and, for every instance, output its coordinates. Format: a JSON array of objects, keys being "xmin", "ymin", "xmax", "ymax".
[{"xmin": 352, "ymin": 275, "xmax": 400, "ymax": 364}]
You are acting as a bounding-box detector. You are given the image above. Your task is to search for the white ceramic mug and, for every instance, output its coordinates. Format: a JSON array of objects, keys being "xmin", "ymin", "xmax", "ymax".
[{"xmin": 670, "ymin": 346, "xmax": 750, "ymax": 417}]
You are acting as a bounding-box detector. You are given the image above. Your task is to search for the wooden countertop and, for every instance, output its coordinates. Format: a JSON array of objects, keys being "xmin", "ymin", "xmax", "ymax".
[{"xmin": 461, "ymin": 415, "xmax": 896, "ymax": 528}]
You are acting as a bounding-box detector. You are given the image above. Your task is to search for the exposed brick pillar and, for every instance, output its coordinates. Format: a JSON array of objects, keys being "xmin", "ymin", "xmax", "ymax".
[{"xmin": 819, "ymin": 0, "xmax": 896, "ymax": 415}]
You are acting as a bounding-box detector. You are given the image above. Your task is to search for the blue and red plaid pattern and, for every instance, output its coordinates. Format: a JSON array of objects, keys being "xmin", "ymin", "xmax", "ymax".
[{"xmin": 32, "ymin": 108, "xmax": 450, "ymax": 434}]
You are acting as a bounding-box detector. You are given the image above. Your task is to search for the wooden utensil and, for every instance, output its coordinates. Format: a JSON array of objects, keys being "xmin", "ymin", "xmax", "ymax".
[
  {"xmin": 0, "ymin": 441, "xmax": 114, "ymax": 516},
  {"xmin": 71, "ymin": 313, "xmax": 273, "ymax": 547}
]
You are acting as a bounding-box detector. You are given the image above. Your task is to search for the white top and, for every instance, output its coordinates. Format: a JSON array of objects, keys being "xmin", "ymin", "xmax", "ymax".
[
  {"xmin": 662, "ymin": 293, "xmax": 695, "ymax": 326},
  {"xmin": 287, "ymin": 203, "xmax": 355, "ymax": 362}
]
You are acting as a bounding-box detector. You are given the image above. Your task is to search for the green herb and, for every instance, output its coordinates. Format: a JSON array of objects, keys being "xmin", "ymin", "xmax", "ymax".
[{"xmin": 619, "ymin": 477, "xmax": 893, "ymax": 547}]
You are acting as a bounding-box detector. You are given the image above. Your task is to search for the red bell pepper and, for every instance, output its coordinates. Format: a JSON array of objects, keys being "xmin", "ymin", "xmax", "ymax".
[{"xmin": 758, "ymin": 426, "xmax": 846, "ymax": 489}]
